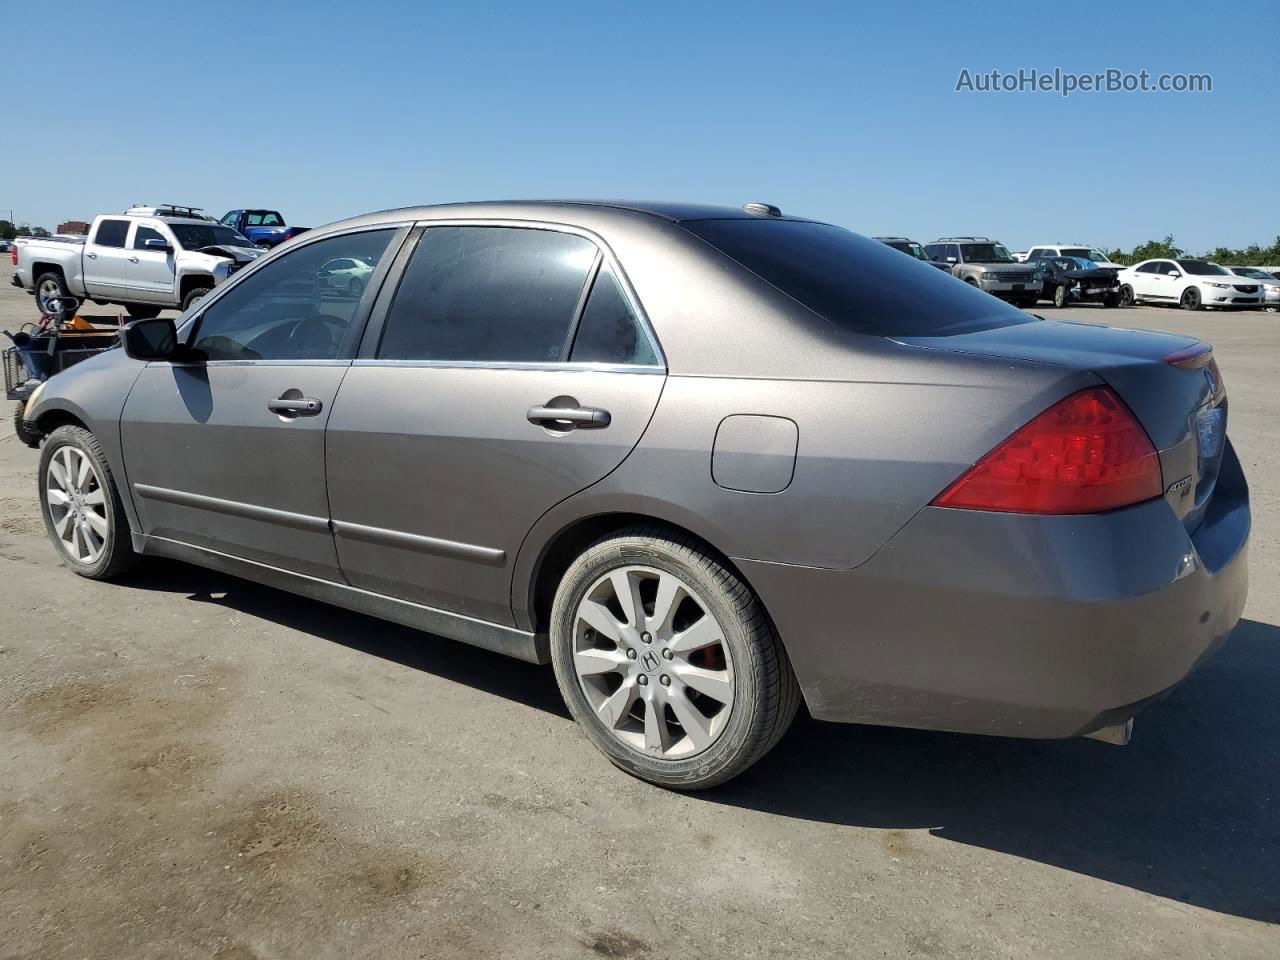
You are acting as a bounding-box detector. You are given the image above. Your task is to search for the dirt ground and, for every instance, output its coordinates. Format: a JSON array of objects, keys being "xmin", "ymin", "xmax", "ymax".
[{"xmin": 1, "ymin": 277, "xmax": 1277, "ymax": 959}]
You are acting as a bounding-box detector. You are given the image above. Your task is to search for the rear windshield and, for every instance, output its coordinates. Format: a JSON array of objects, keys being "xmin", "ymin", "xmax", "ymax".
[{"xmin": 682, "ymin": 219, "xmax": 1033, "ymax": 337}]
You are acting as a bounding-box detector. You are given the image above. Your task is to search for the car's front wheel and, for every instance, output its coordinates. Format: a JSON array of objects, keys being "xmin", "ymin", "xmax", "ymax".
[
  {"xmin": 1119, "ymin": 284, "xmax": 1135, "ymax": 306},
  {"xmin": 13, "ymin": 401, "xmax": 41, "ymax": 448},
  {"xmin": 182, "ymin": 286, "xmax": 212, "ymax": 312},
  {"xmin": 550, "ymin": 527, "xmax": 800, "ymax": 790},
  {"xmin": 38, "ymin": 425, "xmax": 139, "ymax": 580},
  {"xmin": 1052, "ymin": 284, "xmax": 1069, "ymax": 308},
  {"xmin": 1181, "ymin": 286, "xmax": 1202, "ymax": 311}
]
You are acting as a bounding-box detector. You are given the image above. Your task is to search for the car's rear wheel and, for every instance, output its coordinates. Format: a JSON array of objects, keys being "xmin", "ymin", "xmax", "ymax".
[
  {"xmin": 34, "ymin": 272, "xmax": 71, "ymax": 314},
  {"xmin": 550, "ymin": 527, "xmax": 799, "ymax": 790},
  {"xmin": 1119, "ymin": 284, "xmax": 1135, "ymax": 306},
  {"xmin": 1181, "ymin": 286, "xmax": 1202, "ymax": 311},
  {"xmin": 38, "ymin": 426, "xmax": 139, "ymax": 580},
  {"xmin": 349, "ymin": 276, "xmax": 365, "ymax": 299},
  {"xmin": 1052, "ymin": 284, "xmax": 1069, "ymax": 308}
]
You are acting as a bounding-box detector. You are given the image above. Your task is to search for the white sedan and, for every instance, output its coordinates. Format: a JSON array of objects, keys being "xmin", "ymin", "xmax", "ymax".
[
  {"xmin": 1224, "ymin": 266, "xmax": 1280, "ymax": 312},
  {"xmin": 1116, "ymin": 258, "xmax": 1264, "ymax": 311},
  {"xmin": 318, "ymin": 256, "xmax": 375, "ymax": 298}
]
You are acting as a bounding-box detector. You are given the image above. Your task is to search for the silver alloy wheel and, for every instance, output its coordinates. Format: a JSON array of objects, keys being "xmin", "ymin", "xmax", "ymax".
[
  {"xmin": 572, "ymin": 565, "xmax": 735, "ymax": 760},
  {"xmin": 45, "ymin": 445, "xmax": 109, "ymax": 565},
  {"xmin": 37, "ymin": 278, "xmax": 62, "ymax": 313}
]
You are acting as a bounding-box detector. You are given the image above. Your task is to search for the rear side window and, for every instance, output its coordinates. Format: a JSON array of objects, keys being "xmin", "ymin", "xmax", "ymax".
[
  {"xmin": 94, "ymin": 219, "xmax": 130, "ymax": 248},
  {"xmin": 569, "ymin": 264, "xmax": 658, "ymax": 366},
  {"xmin": 379, "ymin": 226, "xmax": 597, "ymax": 363},
  {"xmin": 683, "ymin": 219, "xmax": 1031, "ymax": 338}
]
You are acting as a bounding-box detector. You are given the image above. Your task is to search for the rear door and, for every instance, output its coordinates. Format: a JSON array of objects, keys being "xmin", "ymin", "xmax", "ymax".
[
  {"xmin": 82, "ymin": 218, "xmax": 133, "ymax": 296},
  {"xmin": 325, "ymin": 223, "xmax": 665, "ymax": 625}
]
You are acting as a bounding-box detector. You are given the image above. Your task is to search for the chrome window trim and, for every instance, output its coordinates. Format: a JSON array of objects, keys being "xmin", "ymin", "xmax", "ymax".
[
  {"xmin": 387, "ymin": 217, "xmax": 667, "ymax": 370},
  {"xmin": 350, "ymin": 358, "xmax": 665, "ymax": 375},
  {"xmin": 150, "ymin": 358, "xmax": 354, "ymax": 368}
]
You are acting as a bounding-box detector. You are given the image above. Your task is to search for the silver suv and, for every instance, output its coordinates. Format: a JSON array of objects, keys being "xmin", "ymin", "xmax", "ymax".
[{"xmin": 925, "ymin": 236, "xmax": 1042, "ymax": 307}]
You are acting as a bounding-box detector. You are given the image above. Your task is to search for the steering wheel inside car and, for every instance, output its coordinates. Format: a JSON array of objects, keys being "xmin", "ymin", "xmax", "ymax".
[{"xmin": 285, "ymin": 314, "xmax": 346, "ymax": 359}]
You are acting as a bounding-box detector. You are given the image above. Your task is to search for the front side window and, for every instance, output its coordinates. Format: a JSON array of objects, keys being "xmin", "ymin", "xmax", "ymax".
[
  {"xmin": 133, "ymin": 226, "xmax": 166, "ymax": 249},
  {"xmin": 191, "ymin": 229, "xmax": 395, "ymax": 361},
  {"xmin": 568, "ymin": 264, "xmax": 658, "ymax": 366},
  {"xmin": 94, "ymin": 219, "xmax": 130, "ymax": 248},
  {"xmin": 378, "ymin": 226, "xmax": 597, "ymax": 363}
]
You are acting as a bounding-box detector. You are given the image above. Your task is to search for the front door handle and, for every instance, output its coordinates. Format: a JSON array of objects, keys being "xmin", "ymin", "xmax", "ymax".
[
  {"xmin": 527, "ymin": 403, "xmax": 611, "ymax": 429},
  {"xmin": 268, "ymin": 396, "xmax": 323, "ymax": 416},
  {"xmin": 128, "ymin": 256, "xmax": 139, "ymax": 264},
  {"xmin": 86, "ymin": 252, "xmax": 98, "ymax": 259}
]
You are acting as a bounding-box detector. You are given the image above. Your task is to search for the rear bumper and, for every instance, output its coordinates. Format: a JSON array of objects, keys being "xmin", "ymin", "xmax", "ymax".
[{"xmin": 741, "ymin": 441, "xmax": 1250, "ymax": 739}]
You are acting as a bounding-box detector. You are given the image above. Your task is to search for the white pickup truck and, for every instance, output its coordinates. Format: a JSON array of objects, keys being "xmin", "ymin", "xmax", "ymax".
[{"xmin": 10, "ymin": 207, "xmax": 264, "ymax": 317}]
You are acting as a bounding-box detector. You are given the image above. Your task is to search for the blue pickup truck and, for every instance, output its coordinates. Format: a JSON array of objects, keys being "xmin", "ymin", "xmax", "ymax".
[{"xmin": 218, "ymin": 209, "xmax": 309, "ymax": 249}]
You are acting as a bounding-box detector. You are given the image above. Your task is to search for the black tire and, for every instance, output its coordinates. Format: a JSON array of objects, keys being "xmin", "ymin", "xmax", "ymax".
[
  {"xmin": 34, "ymin": 272, "xmax": 72, "ymax": 314},
  {"xmin": 1119, "ymin": 284, "xmax": 1135, "ymax": 307},
  {"xmin": 1102, "ymin": 293, "xmax": 1120, "ymax": 308},
  {"xmin": 125, "ymin": 304, "xmax": 162, "ymax": 320},
  {"xmin": 349, "ymin": 276, "xmax": 365, "ymax": 299},
  {"xmin": 1181, "ymin": 286, "xmax": 1202, "ymax": 311},
  {"xmin": 13, "ymin": 401, "xmax": 41, "ymax": 448},
  {"xmin": 182, "ymin": 286, "xmax": 212, "ymax": 312},
  {"xmin": 549, "ymin": 525, "xmax": 800, "ymax": 790},
  {"xmin": 1052, "ymin": 284, "xmax": 1069, "ymax": 308},
  {"xmin": 37, "ymin": 425, "xmax": 139, "ymax": 580}
]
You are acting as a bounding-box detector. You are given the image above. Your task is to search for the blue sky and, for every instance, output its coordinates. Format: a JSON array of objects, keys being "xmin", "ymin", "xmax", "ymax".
[{"xmin": 7, "ymin": 0, "xmax": 1277, "ymax": 252}]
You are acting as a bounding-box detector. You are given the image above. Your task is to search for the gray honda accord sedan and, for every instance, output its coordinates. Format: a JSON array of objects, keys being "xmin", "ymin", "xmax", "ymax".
[{"xmin": 22, "ymin": 201, "xmax": 1249, "ymax": 788}]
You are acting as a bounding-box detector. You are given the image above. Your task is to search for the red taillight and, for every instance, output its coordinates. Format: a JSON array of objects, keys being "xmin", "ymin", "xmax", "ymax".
[
  {"xmin": 9, "ymin": 245, "xmax": 16, "ymax": 266},
  {"xmin": 931, "ymin": 386, "xmax": 1162, "ymax": 514}
]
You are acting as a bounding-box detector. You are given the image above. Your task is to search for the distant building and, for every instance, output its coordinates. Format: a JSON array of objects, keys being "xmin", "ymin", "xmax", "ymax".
[{"xmin": 57, "ymin": 220, "xmax": 90, "ymax": 235}]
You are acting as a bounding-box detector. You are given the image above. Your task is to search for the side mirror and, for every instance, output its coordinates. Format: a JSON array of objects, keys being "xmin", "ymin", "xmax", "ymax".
[
  {"xmin": 1168, "ymin": 271, "xmax": 1181, "ymax": 279},
  {"xmin": 143, "ymin": 238, "xmax": 174, "ymax": 253},
  {"xmin": 123, "ymin": 317, "xmax": 179, "ymax": 361}
]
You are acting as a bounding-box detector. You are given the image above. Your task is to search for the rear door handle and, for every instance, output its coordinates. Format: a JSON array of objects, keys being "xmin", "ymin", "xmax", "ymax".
[
  {"xmin": 128, "ymin": 256, "xmax": 139, "ymax": 263},
  {"xmin": 527, "ymin": 403, "xmax": 611, "ymax": 429},
  {"xmin": 86, "ymin": 252, "xmax": 98, "ymax": 259},
  {"xmin": 268, "ymin": 396, "xmax": 323, "ymax": 416}
]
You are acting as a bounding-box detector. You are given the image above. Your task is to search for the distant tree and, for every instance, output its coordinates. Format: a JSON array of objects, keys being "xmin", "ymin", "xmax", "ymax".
[
  {"xmin": 29, "ymin": 226, "xmax": 51, "ymax": 238},
  {"xmin": 0, "ymin": 219, "xmax": 16, "ymax": 241}
]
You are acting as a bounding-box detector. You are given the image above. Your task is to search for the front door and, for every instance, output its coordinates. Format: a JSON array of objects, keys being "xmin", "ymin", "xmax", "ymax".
[
  {"xmin": 119, "ymin": 226, "xmax": 403, "ymax": 579},
  {"xmin": 325, "ymin": 224, "xmax": 665, "ymax": 625},
  {"xmin": 126, "ymin": 222, "xmax": 177, "ymax": 304},
  {"xmin": 82, "ymin": 218, "xmax": 133, "ymax": 297}
]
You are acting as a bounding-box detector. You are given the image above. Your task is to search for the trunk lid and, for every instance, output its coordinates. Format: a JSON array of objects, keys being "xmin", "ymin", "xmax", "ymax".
[{"xmin": 896, "ymin": 318, "xmax": 1227, "ymax": 529}]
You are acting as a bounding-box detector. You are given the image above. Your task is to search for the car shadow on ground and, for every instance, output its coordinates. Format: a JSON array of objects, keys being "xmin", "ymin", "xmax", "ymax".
[
  {"xmin": 716, "ymin": 617, "xmax": 1280, "ymax": 925},
  {"xmin": 121, "ymin": 562, "xmax": 1277, "ymax": 924},
  {"xmin": 122, "ymin": 561, "xmax": 571, "ymax": 719}
]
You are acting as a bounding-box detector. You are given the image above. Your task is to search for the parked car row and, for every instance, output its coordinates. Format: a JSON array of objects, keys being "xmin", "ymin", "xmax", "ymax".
[{"xmin": 876, "ymin": 236, "xmax": 1277, "ymax": 312}]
